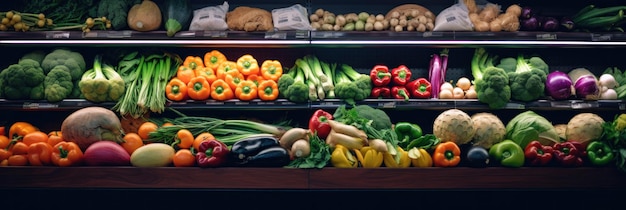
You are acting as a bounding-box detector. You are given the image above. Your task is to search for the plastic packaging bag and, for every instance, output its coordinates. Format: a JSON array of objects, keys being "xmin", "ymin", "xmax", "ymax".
[
  {"xmin": 433, "ymin": 1, "xmax": 473, "ymax": 31},
  {"xmin": 189, "ymin": 1, "xmax": 229, "ymax": 31},
  {"xmin": 271, "ymin": 4, "xmax": 312, "ymax": 31}
]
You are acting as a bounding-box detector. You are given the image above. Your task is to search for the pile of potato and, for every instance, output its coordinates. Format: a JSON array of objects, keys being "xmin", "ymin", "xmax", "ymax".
[{"xmin": 309, "ymin": 4, "xmax": 436, "ymax": 32}]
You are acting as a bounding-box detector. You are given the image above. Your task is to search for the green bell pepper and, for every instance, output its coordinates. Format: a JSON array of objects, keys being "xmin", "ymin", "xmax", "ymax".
[
  {"xmin": 587, "ymin": 141, "xmax": 614, "ymax": 166},
  {"xmin": 394, "ymin": 122, "xmax": 422, "ymax": 149},
  {"xmin": 489, "ymin": 140, "xmax": 525, "ymax": 167}
]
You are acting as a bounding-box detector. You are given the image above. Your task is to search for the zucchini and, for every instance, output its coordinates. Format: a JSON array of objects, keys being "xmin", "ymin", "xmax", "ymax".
[{"xmin": 162, "ymin": 0, "xmax": 192, "ymax": 37}]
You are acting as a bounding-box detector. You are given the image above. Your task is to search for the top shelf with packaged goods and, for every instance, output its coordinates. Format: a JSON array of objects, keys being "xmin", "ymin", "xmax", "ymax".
[{"xmin": 2, "ymin": 31, "xmax": 626, "ymax": 48}]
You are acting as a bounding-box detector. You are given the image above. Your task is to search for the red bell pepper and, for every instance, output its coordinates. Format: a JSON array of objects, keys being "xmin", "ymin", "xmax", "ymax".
[
  {"xmin": 196, "ymin": 139, "xmax": 230, "ymax": 167},
  {"xmin": 391, "ymin": 65, "xmax": 412, "ymax": 86},
  {"xmin": 391, "ymin": 86, "xmax": 410, "ymax": 101},
  {"xmin": 552, "ymin": 141, "xmax": 586, "ymax": 167},
  {"xmin": 524, "ymin": 140, "xmax": 553, "ymax": 166},
  {"xmin": 309, "ymin": 109, "xmax": 333, "ymax": 139},
  {"xmin": 370, "ymin": 65, "xmax": 391, "ymax": 87},
  {"xmin": 371, "ymin": 86, "xmax": 391, "ymax": 98},
  {"xmin": 407, "ymin": 78, "xmax": 431, "ymax": 99}
]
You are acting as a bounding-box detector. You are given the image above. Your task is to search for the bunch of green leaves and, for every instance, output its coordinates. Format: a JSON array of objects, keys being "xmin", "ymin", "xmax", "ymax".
[
  {"xmin": 286, "ymin": 132, "xmax": 331, "ymax": 169},
  {"xmin": 599, "ymin": 114, "xmax": 626, "ymax": 173},
  {"xmin": 21, "ymin": 0, "xmax": 94, "ymax": 25}
]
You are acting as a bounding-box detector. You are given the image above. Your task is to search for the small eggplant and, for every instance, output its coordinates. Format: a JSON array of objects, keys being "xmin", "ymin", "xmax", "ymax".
[
  {"xmin": 521, "ymin": 16, "xmax": 540, "ymax": 31},
  {"xmin": 560, "ymin": 16, "xmax": 575, "ymax": 31},
  {"xmin": 230, "ymin": 136, "xmax": 280, "ymax": 163},
  {"xmin": 542, "ymin": 17, "xmax": 560, "ymax": 31},
  {"xmin": 244, "ymin": 146, "xmax": 290, "ymax": 167},
  {"xmin": 466, "ymin": 146, "xmax": 490, "ymax": 168},
  {"xmin": 520, "ymin": 6, "xmax": 534, "ymax": 19}
]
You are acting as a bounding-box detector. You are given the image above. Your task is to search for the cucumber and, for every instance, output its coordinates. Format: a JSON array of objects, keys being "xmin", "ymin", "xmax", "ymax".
[{"xmin": 162, "ymin": 0, "xmax": 192, "ymax": 37}]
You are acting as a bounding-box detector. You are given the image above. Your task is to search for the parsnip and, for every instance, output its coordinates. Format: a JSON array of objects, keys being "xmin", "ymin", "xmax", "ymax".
[
  {"xmin": 279, "ymin": 127, "xmax": 309, "ymax": 149},
  {"xmin": 328, "ymin": 120, "xmax": 367, "ymax": 140},
  {"xmin": 290, "ymin": 139, "xmax": 311, "ymax": 158}
]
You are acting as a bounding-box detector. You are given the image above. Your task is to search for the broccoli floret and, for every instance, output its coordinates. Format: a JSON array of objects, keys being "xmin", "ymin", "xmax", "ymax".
[
  {"xmin": 91, "ymin": 0, "xmax": 140, "ymax": 30},
  {"xmin": 496, "ymin": 57, "xmax": 516, "ymax": 73},
  {"xmin": 475, "ymin": 66, "xmax": 512, "ymax": 109},
  {"xmin": 528, "ymin": 56, "xmax": 549, "ymax": 75},
  {"xmin": 41, "ymin": 48, "xmax": 86, "ymax": 81},
  {"xmin": 44, "ymin": 66, "xmax": 73, "ymax": 102},
  {"xmin": 0, "ymin": 59, "xmax": 46, "ymax": 100},
  {"xmin": 20, "ymin": 50, "xmax": 46, "ymax": 65},
  {"xmin": 277, "ymin": 69, "xmax": 295, "ymax": 98},
  {"xmin": 69, "ymin": 79, "xmax": 84, "ymax": 99},
  {"xmin": 284, "ymin": 67, "xmax": 309, "ymax": 103},
  {"xmin": 78, "ymin": 55, "xmax": 126, "ymax": 102},
  {"xmin": 471, "ymin": 48, "xmax": 512, "ymax": 109},
  {"xmin": 508, "ymin": 54, "xmax": 547, "ymax": 102},
  {"xmin": 334, "ymin": 68, "xmax": 369, "ymax": 104}
]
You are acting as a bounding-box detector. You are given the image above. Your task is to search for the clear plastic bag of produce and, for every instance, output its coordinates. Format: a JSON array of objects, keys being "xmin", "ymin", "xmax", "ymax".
[
  {"xmin": 271, "ymin": 4, "xmax": 313, "ymax": 31},
  {"xmin": 433, "ymin": 0, "xmax": 477, "ymax": 31},
  {"xmin": 189, "ymin": 1, "xmax": 229, "ymax": 31}
]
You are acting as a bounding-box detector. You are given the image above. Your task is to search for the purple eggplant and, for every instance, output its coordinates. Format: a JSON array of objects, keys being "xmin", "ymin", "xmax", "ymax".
[
  {"xmin": 521, "ymin": 16, "xmax": 540, "ymax": 31},
  {"xmin": 560, "ymin": 16, "xmax": 575, "ymax": 31},
  {"xmin": 542, "ymin": 17, "xmax": 560, "ymax": 31},
  {"xmin": 521, "ymin": 6, "xmax": 534, "ymax": 19}
]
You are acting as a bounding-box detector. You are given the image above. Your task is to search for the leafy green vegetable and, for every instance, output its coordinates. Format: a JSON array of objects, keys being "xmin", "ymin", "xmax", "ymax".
[
  {"xmin": 286, "ymin": 133, "xmax": 331, "ymax": 169},
  {"xmin": 90, "ymin": 0, "xmax": 140, "ymax": 30},
  {"xmin": 471, "ymin": 48, "xmax": 511, "ymax": 109},
  {"xmin": 501, "ymin": 55, "xmax": 548, "ymax": 102},
  {"xmin": 505, "ymin": 110, "xmax": 560, "ymax": 148},
  {"xmin": 599, "ymin": 114, "xmax": 626, "ymax": 173},
  {"xmin": 21, "ymin": 0, "xmax": 94, "ymax": 25},
  {"xmin": 0, "ymin": 59, "xmax": 46, "ymax": 100}
]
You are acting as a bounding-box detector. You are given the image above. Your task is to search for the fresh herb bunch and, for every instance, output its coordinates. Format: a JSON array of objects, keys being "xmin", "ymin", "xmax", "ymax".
[
  {"xmin": 286, "ymin": 132, "xmax": 331, "ymax": 169},
  {"xmin": 21, "ymin": 0, "xmax": 94, "ymax": 26},
  {"xmin": 599, "ymin": 114, "xmax": 626, "ymax": 172}
]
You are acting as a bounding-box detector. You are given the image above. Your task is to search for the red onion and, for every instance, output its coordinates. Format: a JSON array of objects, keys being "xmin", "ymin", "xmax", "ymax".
[
  {"xmin": 545, "ymin": 71, "xmax": 573, "ymax": 100},
  {"xmin": 574, "ymin": 75, "xmax": 599, "ymax": 99},
  {"xmin": 83, "ymin": 141, "xmax": 131, "ymax": 166}
]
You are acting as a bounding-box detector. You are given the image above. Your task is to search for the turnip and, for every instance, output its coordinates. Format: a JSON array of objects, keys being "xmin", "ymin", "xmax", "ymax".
[{"xmin": 61, "ymin": 106, "xmax": 125, "ymax": 150}]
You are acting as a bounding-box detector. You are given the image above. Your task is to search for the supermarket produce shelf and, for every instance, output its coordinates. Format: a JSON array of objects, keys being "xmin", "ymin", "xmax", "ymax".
[
  {"xmin": 2, "ymin": 31, "xmax": 626, "ymax": 48},
  {"xmin": 1, "ymin": 99, "xmax": 623, "ymax": 111},
  {"xmin": 1, "ymin": 166, "xmax": 623, "ymax": 190}
]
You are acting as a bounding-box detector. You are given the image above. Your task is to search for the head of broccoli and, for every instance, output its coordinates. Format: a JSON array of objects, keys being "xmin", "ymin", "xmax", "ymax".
[
  {"xmin": 41, "ymin": 48, "xmax": 86, "ymax": 81},
  {"xmin": 475, "ymin": 66, "xmax": 512, "ymax": 109},
  {"xmin": 0, "ymin": 59, "xmax": 46, "ymax": 100},
  {"xmin": 44, "ymin": 66, "xmax": 74, "ymax": 102}
]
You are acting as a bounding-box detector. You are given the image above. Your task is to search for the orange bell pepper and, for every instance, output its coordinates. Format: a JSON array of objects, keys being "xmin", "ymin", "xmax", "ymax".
[
  {"xmin": 177, "ymin": 65, "xmax": 196, "ymax": 84},
  {"xmin": 174, "ymin": 129, "xmax": 194, "ymax": 149},
  {"xmin": 187, "ymin": 76, "xmax": 211, "ymax": 101},
  {"xmin": 27, "ymin": 141, "xmax": 53, "ymax": 166},
  {"xmin": 195, "ymin": 66, "xmax": 218, "ymax": 85},
  {"xmin": 204, "ymin": 50, "xmax": 227, "ymax": 70},
  {"xmin": 22, "ymin": 131, "xmax": 48, "ymax": 146},
  {"xmin": 216, "ymin": 61, "xmax": 239, "ymax": 80},
  {"xmin": 51, "ymin": 141, "xmax": 83, "ymax": 167},
  {"xmin": 261, "ymin": 60, "xmax": 283, "ymax": 81},
  {"xmin": 225, "ymin": 71, "xmax": 245, "ymax": 91},
  {"xmin": 0, "ymin": 135, "xmax": 13, "ymax": 164},
  {"xmin": 9, "ymin": 122, "xmax": 38, "ymax": 140},
  {"xmin": 246, "ymin": 74, "xmax": 263, "ymax": 87},
  {"xmin": 257, "ymin": 80, "xmax": 279, "ymax": 101},
  {"xmin": 235, "ymin": 80, "xmax": 258, "ymax": 101},
  {"xmin": 236, "ymin": 54, "xmax": 260, "ymax": 76},
  {"xmin": 166, "ymin": 77, "xmax": 188, "ymax": 101},
  {"xmin": 432, "ymin": 141, "xmax": 461, "ymax": 167},
  {"xmin": 183, "ymin": 55, "xmax": 204, "ymax": 70},
  {"xmin": 210, "ymin": 79, "xmax": 234, "ymax": 101},
  {"xmin": 8, "ymin": 141, "xmax": 29, "ymax": 166},
  {"xmin": 47, "ymin": 131, "xmax": 64, "ymax": 147}
]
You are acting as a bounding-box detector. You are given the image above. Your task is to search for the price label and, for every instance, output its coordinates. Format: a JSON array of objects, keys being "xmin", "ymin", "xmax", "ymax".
[
  {"xmin": 46, "ymin": 31, "xmax": 70, "ymax": 39},
  {"xmin": 83, "ymin": 31, "xmax": 132, "ymax": 38},
  {"xmin": 295, "ymin": 30, "xmax": 310, "ymax": 39},
  {"xmin": 203, "ymin": 31, "xmax": 228, "ymax": 38},
  {"xmin": 257, "ymin": 102, "xmax": 275, "ymax": 105},
  {"xmin": 536, "ymin": 33, "xmax": 557, "ymax": 40},
  {"xmin": 23, "ymin": 102, "xmax": 58, "ymax": 109},
  {"xmin": 571, "ymin": 102, "xmax": 598, "ymax": 109},
  {"xmin": 235, "ymin": 101, "xmax": 250, "ymax": 105},
  {"xmin": 378, "ymin": 101, "xmax": 396, "ymax": 108},
  {"xmin": 265, "ymin": 32, "xmax": 287, "ymax": 39},
  {"xmin": 422, "ymin": 32, "xmax": 443, "ymax": 38},
  {"xmin": 206, "ymin": 101, "xmax": 224, "ymax": 105},
  {"xmin": 591, "ymin": 34, "xmax": 612, "ymax": 41}
]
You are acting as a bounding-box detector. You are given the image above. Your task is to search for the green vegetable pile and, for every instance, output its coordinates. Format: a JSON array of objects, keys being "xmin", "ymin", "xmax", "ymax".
[
  {"xmin": 496, "ymin": 54, "xmax": 549, "ymax": 102},
  {"xmin": 0, "ymin": 48, "xmax": 86, "ymax": 102},
  {"xmin": 78, "ymin": 54, "xmax": 125, "ymax": 103},
  {"xmin": 278, "ymin": 55, "xmax": 371, "ymax": 104},
  {"xmin": 286, "ymin": 132, "xmax": 331, "ymax": 169},
  {"xmin": 600, "ymin": 114, "xmax": 626, "ymax": 172},
  {"xmin": 505, "ymin": 110, "xmax": 560, "ymax": 148},
  {"xmin": 471, "ymin": 48, "xmax": 511, "ymax": 109}
]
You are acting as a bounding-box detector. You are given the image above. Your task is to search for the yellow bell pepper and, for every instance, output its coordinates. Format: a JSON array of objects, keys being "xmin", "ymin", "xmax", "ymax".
[
  {"xmin": 331, "ymin": 144, "xmax": 358, "ymax": 168},
  {"xmin": 408, "ymin": 147, "xmax": 433, "ymax": 167},
  {"xmin": 355, "ymin": 146, "xmax": 383, "ymax": 168},
  {"xmin": 383, "ymin": 146, "xmax": 411, "ymax": 168}
]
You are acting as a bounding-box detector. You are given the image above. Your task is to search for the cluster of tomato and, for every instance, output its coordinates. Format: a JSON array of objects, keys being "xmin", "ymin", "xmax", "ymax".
[{"xmin": 166, "ymin": 50, "xmax": 284, "ymax": 102}]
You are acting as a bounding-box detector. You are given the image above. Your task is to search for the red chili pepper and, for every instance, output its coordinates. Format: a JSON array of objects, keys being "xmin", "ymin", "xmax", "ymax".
[
  {"xmin": 407, "ymin": 78, "xmax": 431, "ymax": 99},
  {"xmin": 370, "ymin": 65, "xmax": 392, "ymax": 87},
  {"xmin": 371, "ymin": 86, "xmax": 391, "ymax": 98},
  {"xmin": 309, "ymin": 109, "xmax": 333, "ymax": 139},
  {"xmin": 391, "ymin": 86, "xmax": 410, "ymax": 101},
  {"xmin": 391, "ymin": 65, "xmax": 412, "ymax": 86},
  {"xmin": 196, "ymin": 139, "xmax": 230, "ymax": 167},
  {"xmin": 524, "ymin": 141, "xmax": 554, "ymax": 166},
  {"xmin": 552, "ymin": 141, "xmax": 586, "ymax": 167}
]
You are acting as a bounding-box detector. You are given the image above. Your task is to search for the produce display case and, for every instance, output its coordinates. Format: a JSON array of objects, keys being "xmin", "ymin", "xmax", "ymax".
[{"xmin": 2, "ymin": 0, "xmax": 626, "ymax": 208}]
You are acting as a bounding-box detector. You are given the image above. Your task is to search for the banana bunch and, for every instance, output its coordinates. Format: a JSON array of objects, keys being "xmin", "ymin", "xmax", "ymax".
[{"xmin": 572, "ymin": 5, "xmax": 626, "ymax": 32}]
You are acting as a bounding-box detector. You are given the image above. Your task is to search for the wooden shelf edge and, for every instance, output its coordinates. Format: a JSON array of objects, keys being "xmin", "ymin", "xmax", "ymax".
[{"xmin": 1, "ymin": 167, "xmax": 624, "ymax": 190}]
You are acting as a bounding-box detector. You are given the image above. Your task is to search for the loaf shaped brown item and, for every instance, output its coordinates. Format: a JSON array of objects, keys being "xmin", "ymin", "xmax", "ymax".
[{"xmin": 226, "ymin": 6, "xmax": 274, "ymax": 32}]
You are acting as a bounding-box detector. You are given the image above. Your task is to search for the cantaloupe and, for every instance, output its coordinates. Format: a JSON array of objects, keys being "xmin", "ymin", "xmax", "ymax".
[{"xmin": 127, "ymin": 0, "xmax": 162, "ymax": 32}]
